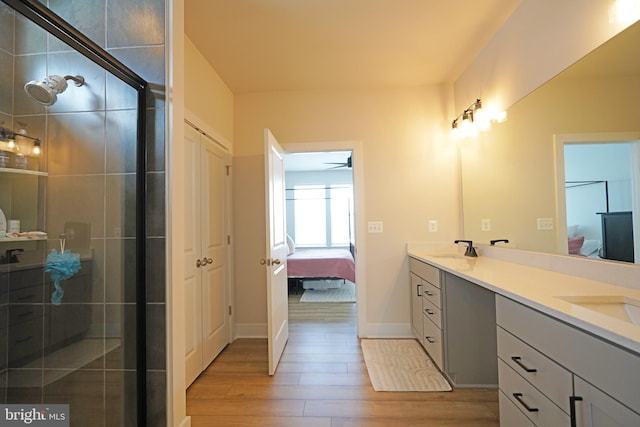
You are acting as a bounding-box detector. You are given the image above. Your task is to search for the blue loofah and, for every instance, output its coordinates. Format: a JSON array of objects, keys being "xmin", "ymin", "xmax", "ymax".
[{"xmin": 45, "ymin": 249, "xmax": 81, "ymax": 305}]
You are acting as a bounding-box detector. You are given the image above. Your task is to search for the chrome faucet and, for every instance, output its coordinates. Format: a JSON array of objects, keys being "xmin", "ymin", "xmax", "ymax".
[{"xmin": 454, "ymin": 240, "xmax": 478, "ymax": 257}]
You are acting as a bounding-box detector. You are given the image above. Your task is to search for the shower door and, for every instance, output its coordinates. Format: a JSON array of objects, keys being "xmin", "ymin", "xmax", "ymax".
[{"xmin": 0, "ymin": 1, "xmax": 150, "ymax": 426}]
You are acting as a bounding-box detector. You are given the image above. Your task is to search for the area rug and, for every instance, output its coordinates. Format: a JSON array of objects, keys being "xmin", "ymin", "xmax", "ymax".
[
  {"xmin": 361, "ymin": 339, "xmax": 452, "ymax": 392},
  {"xmin": 300, "ymin": 281, "xmax": 356, "ymax": 302}
]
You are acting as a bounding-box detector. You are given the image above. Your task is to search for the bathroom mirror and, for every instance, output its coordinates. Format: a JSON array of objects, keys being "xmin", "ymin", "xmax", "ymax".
[{"xmin": 460, "ymin": 19, "xmax": 640, "ymax": 263}]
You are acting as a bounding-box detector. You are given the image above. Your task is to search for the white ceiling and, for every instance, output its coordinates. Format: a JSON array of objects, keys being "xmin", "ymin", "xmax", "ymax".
[
  {"xmin": 185, "ymin": 0, "xmax": 521, "ymax": 94},
  {"xmin": 284, "ymin": 151, "xmax": 352, "ymax": 172}
]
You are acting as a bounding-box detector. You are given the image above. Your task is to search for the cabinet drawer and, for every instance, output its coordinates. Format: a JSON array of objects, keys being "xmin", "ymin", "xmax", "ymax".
[
  {"xmin": 422, "ymin": 281, "xmax": 441, "ymax": 308},
  {"xmin": 409, "ymin": 258, "xmax": 440, "ymax": 288},
  {"xmin": 499, "ymin": 391, "xmax": 535, "ymax": 427},
  {"xmin": 422, "ymin": 315, "xmax": 443, "ymax": 369},
  {"xmin": 422, "ymin": 297, "xmax": 442, "ymax": 328},
  {"xmin": 496, "ymin": 295, "xmax": 640, "ymax": 412},
  {"xmin": 497, "ymin": 326, "xmax": 572, "ymax": 414},
  {"xmin": 10, "ymin": 286, "xmax": 43, "ymax": 304},
  {"xmin": 498, "ymin": 359, "xmax": 569, "ymax": 427}
]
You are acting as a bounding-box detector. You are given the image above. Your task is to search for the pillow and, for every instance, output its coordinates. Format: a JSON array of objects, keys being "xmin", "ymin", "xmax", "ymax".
[
  {"xmin": 567, "ymin": 225, "xmax": 579, "ymax": 238},
  {"xmin": 286, "ymin": 234, "xmax": 295, "ymax": 255},
  {"xmin": 568, "ymin": 236, "xmax": 585, "ymax": 255}
]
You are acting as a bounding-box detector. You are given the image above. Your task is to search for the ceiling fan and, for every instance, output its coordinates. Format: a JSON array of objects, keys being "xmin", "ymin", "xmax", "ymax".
[{"xmin": 325, "ymin": 155, "xmax": 352, "ymax": 169}]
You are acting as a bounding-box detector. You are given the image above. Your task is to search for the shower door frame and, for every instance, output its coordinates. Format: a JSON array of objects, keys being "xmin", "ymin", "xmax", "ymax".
[{"xmin": 2, "ymin": 0, "xmax": 150, "ymax": 425}]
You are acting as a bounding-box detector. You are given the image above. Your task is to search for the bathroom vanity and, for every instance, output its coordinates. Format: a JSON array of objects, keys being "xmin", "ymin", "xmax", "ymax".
[
  {"xmin": 408, "ymin": 244, "xmax": 640, "ymax": 427},
  {"xmin": 1, "ymin": 258, "xmax": 92, "ymax": 369}
]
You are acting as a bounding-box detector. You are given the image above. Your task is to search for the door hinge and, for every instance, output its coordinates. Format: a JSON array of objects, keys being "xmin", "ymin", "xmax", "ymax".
[
  {"xmin": 227, "ymin": 235, "xmax": 231, "ymax": 245},
  {"xmin": 226, "ymin": 165, "xmax": 231, "ymax": 176},
  {"xmin": 228, "ymin": 305, "xmax": 232, "ymax": 315}
]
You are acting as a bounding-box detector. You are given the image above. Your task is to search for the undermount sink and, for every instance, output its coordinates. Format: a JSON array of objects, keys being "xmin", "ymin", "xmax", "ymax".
[{"xmin": 557, "ymin": 296, "xmax": 640, "ymax": 326}]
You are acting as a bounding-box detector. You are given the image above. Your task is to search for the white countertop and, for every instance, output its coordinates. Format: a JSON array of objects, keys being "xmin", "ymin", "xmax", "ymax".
[{"xmin": 407, "ymin": 245, "xmax": 640, "ymax": 355}]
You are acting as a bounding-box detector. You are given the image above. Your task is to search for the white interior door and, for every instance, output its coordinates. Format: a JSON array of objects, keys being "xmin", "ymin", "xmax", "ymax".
[
  {"xmin": 184, "ymin": 124, "xmax": 203, "ymax": 386},
  {"xmin": 184, "ymin": 122, "xmax": 231, "ymax": 387},
  {"xmin": 264, "ymin": 128, "xmax": 289, "ymax": 375},
  {"xmin": 200, "ymin": 135, "xmax": 229, "ymax": 366}
]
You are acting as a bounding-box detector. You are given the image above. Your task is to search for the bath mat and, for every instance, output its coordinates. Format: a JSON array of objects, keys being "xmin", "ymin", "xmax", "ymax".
[
  {"xmin": 300, "ymin": 281, "xmax": 356, "ymax": 302},
  {"xmin": 361, "ymin": 339, "xmax": 452, "ymax": 392}
]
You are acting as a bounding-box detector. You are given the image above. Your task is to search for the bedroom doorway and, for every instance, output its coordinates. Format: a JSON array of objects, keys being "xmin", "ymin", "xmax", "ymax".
[
  {"xmin": 556, "ymin": 132, "xmax": 640, "ymax": 263},
  {"xmin": 282, "ymin": 143, "xmax": 364, "ymax": 334}
]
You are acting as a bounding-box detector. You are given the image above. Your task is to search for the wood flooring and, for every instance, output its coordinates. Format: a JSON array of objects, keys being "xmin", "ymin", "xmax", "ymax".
[{"xmin": 186, "ymin": 294, "xmax": 500, "ymax": 426}]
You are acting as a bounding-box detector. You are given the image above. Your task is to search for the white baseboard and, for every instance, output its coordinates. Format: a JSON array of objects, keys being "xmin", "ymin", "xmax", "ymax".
[
  {"xmin": 234, "ymin": 323, "xmax": 267, "ymax": 339},
  {"xmin": 363, "ymin": 323, "xmax": 413, "ymax": 338}
]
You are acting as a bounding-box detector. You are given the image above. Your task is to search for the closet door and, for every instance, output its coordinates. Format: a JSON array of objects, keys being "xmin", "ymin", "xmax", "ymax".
[
  {"xmin": 184, "ymin": 124, "xmax": 203, "ymax": 386},
  {"xmin": 200, "ymin": 133, "xmax": 229, "ymax": 368},
  {"xmin": 184, "ymin": 124, "xmax": 231, "ymax": 387}
]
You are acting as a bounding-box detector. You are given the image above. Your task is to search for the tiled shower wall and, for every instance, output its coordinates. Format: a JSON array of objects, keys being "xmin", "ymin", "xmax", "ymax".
[{"xmin": 1, "ymin": 0, "xmax": 167, "ymax": 424}]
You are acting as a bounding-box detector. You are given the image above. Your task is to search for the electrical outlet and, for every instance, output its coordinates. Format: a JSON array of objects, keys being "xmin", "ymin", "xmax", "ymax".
[
  {"xmin": 368, "ymin": 221, "xmax": 383, "ymax": 233},
  {"xmin": 481, "ymin": 219, "xmax": 491, "ymax": 232},
  {"xmin": 428, "ymin": 220, "xmax": 438, "ymax": 232},
  {"xmin": 537, "ymin": 217, "xmax": 554, "ymax": 230}
]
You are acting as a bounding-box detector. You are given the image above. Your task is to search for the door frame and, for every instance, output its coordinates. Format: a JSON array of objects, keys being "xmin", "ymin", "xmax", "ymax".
[
  {"xmin": 554, "ymin": 131, "xmax": 640, "ymax": 262},
  {"xmin": 283, "ymin": 140, "xmax": 366, "ymax": 336}
]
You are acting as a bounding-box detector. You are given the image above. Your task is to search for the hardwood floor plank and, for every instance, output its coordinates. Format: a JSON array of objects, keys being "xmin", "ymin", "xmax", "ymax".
[
  {"xmin": 190, "ymin": 415, "xmax": 331, "ymax": 427},
  {"xmin": 186, "ymin": 296, "xmax": 499, "ymax": 426}
]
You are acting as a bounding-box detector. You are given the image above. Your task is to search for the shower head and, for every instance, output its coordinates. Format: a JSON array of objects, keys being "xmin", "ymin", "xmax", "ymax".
[{"xmin": 24, "ymin": 75, "xmax": 85, "ymax": 106}]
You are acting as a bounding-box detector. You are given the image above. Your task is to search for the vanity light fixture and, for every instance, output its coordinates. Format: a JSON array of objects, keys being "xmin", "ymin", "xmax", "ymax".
[
  {"xmin": 32, "ymin": 139, "xmax": 41, "ymax": 156},
  {"xmin": 451, "ymin": 98, "xmax": 505, "ymax": 140},
  {"xmin": 609, "ymin": 0, "xmax": 640, "ymax": 23},
  {"xmin": 0, "ymin": 126, "xmax": 41, "ymax": 154}
]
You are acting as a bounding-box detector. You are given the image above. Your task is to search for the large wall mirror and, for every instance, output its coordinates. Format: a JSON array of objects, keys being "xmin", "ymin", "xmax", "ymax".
[{"xmin": 460, "ymin": 19, "xmax": 640, "ymax": 264}]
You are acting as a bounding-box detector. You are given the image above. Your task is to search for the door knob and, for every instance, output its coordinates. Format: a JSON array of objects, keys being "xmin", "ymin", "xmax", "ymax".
[{"xmin": 260, "ymin": 258, "xmax": 281, "ymax": 266}]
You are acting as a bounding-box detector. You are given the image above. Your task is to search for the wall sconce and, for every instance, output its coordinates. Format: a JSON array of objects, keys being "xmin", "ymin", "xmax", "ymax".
[
  {"xmin": 0, "ymin": 126, "xmax": 41, "ymax": 155},
  {"xmin": 451, "ymin": 98, "xmax": 506, "ymax": 140},
  {"xmin": 609, "ymin": 0, "xmax": 640, "ymax": 23},
  {"xmin": 32, "ymin": 139, "xmax": 41, "ymax": 156}
]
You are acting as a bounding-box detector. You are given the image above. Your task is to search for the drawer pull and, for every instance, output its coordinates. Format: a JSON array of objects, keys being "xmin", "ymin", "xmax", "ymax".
[
  {"xmin": 513, "ymin": 393, "xmax": 539, "ymax": 412},
  {"xmin": 416, "ymin": 284, "xmax": 422, "ymax": 297},
  {"xmin": 570, "ymin": 396, "xmax": 583, "ymax": 427},
  {"xmin": 425, "ymin": 336, "xmax": 436, "ymax": 343},
  {"xmin": 424, "ymin": 309, "xmax": 435, "ymax": 315},
  {"xmin": 425, "ymin": 291, "xmax": 434, "ymax": 296},
  {"xmin": 511, "ymin": 356, "xmax": 537, "ymax": 373}
]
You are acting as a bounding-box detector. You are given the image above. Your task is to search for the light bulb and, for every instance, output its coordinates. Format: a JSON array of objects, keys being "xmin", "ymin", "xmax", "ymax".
[
  {"xmin": 32, "ymin": 140, "xmax": 41, "ymax": 156},
  {"xmin": 7, "ymin": 139, "xmax": 15, "ymax": 149}
]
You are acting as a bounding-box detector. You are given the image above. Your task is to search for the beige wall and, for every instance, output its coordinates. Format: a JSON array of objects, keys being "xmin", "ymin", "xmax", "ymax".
[
  {"xmin": 454, "ymin": 0, "xmax": 636, "ymax": 115},
  {"xmin": 184, "ymin": 36, "xmax": 234, "ymax": 146},
  {"xmin": 233, "ymin": 86, "xmax": 460, "ymax": 336}
]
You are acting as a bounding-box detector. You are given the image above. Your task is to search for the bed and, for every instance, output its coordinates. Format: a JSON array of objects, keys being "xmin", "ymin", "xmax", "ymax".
[{"xmin": 287, "ymin": 248, "xmax": 356, "ymax": 284}]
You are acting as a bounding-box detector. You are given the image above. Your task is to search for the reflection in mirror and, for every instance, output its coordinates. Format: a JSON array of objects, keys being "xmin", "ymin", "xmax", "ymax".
[
  {"xmin": 563, "ymin": 141, "xmax": 637, "ymax": 263},
  {"xmin": 461, "ymin": 20, "xmax": 640, "ymax": 264}
]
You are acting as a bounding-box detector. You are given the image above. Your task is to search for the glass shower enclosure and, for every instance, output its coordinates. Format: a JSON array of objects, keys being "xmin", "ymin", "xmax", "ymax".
[{"xmin": 0, "ymin": 0, "xmax": 148, "ymax": 425}]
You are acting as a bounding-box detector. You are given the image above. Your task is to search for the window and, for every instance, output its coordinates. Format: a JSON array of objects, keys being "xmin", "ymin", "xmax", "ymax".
[{"xmin": 292, "ymin": 184, "xmax": 353, "ymax": 247}]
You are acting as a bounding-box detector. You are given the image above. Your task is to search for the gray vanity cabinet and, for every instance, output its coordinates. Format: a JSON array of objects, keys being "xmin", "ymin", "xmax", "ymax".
[
  {"xmin": 442, "ymin": 271, "xmax": 497, "ymax": 387},
  {"xmin": 409, "ymin": 257, "xmax": 497, "ymax": 385},
  {"xmin": 409, "ymin": 257, "xmax": 443, "ymax": 369},
  {"xmin": 496, "ymin": 295, "xmax": 640, "ymax": 427}
]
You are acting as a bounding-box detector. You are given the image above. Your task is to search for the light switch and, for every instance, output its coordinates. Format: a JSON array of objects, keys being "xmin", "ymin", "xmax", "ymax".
[
  {"xmin": 481, "ymin": 219, "xmax": 491, "ymax": 232},
  {"xmin": 368, "ymin": 221, "xmax": 383, "ymax": 233},
  {"xmin": 537, "ymin": 218, "xmax": 554, "ymax": 230},
  {"xmin": 428, "ymin": 220, "xmax": 438, "ymax": 232}
]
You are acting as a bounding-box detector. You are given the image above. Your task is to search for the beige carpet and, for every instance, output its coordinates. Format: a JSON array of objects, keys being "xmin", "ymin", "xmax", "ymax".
[
  {"xmin": 300, "ymin": 281, "xmax": 356, "ymax": 302},
  {"xmin": 361, "ymin": 339, "xmax": 452, "ymax": 392}
]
